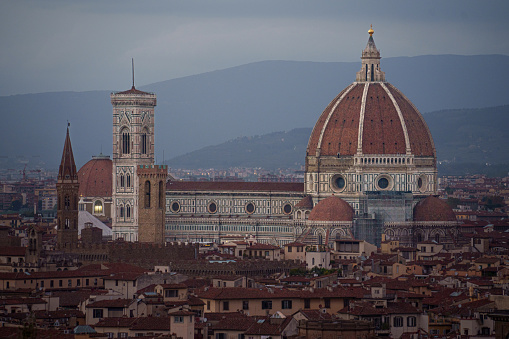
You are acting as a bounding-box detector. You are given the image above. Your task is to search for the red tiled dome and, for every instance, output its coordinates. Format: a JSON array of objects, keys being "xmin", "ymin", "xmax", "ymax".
[
  {"xmin": 78, "ymin": 155, "xmax": 112, "ymax": 197},
  {"xmin": 413, "ymin": 196, "xmax": 457, "ymax": 222},
  {"xmin": 307, "ymin": 82, "xmax": 435, "ymax": 158},
  {"xmin": 308, "ymin": 196, "xmax": 353, "ymax": 222}
]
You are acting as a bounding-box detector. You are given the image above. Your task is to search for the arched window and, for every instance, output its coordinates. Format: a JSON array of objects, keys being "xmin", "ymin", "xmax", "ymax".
[
  {"xmin": 94, "ymin": 200, "xmax": 103, "ymax": 214},
  {"xmin": 64, "ymin": 196, "xmax": 70, "ymax": 210},
  {"xmin": 435, "ymin": 233, "xmax": 440, "ymax": 243},
  {"xmin": 119, "ymin": 206, "xmax": 124, "ymax": 218},
  {"xmin": 371, "ymin": 64, "xmax": 374, "ymax": 81},
  {"xmin": 159, "ymin": 181, "xmax": 164, "ymax": 209},
  {"xmin": 145, "ymin": 181, "xmax": 151, "ymax": 208},
  {"xmin": 126, "ymin": 174, "xmax": 131, "ymax": 188},
  {"xmin": 122, "ymin": 129, "xmax": 130, "ymax": 155},
  {"xmin": 120, "ymin": 174, "xmax": 125, "ymax": 188},
  {"xmin": 141, "ymin": 132, "xmax": 148, "ymax": 155},
  {"xmin": 126, "ymin": 205, "xmax": 131, "ymax": 218},
  {"xmin": 365, "ymin": 64, "xmax": 368, "ymax": 81}
]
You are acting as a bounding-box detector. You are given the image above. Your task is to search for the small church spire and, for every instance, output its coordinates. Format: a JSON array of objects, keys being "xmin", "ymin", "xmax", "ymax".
[
  {"xmin": 58, "ymin": 124, "xmax": 78, "ymax": 181},
  {"xmin": 355, "ymin": 25, "xmax": 386, "ymax": 82}
]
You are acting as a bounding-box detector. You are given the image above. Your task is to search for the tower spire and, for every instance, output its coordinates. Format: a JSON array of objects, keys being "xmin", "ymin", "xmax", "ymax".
[
  {"xmin": 132, "ymin": 58, "xmax": 135, "ymax": 89},
  {"xmin": 58, "ymin": 124, "xmax": 77, "ymax": 181}
]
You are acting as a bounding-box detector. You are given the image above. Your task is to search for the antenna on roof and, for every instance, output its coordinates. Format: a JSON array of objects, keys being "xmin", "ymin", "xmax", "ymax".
[{"xmin": 132, "ymin": 58, "xmax": 135, "ymax": 89}]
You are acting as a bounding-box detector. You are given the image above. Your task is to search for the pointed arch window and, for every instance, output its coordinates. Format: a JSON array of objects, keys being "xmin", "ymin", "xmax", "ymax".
[
  {"xmin": 119, "ymin": 206, "xmax": 124, "ymax": 218},
  {"xmin": 126, "ymin": 174, "xmax": 131, "ymax": 188},
  {"xmin": 126, "ymin": 205, "xmax": 131, "ymax": 218},
  {"xmin": 120, "ymin": 174, "xmax": 125, "ymax": 188},
  {"xmin": 141, "ymin": 132, "xmax": 148, "ymax": 155},
  {"xmin": 122, "ymin": 129, "xmax": 130, "ymax": 155},
  {"xmin": 145, "ymin": 181, "xmax": 151, "ymax": 208}
]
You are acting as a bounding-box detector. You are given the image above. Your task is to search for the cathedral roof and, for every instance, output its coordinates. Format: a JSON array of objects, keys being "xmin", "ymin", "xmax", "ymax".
[
  {"xmin": 413, "ymin": 196, "xmax": 457, "ymax": 222},
  {"xmin": 306, "ymin": 28, "xmax": 435, "ymax": 159},
  {"xmin": 295, "ymin": 196, "xmax": 313, "ymax": 209},
  {"xmin": 308, "ymin": 195, "xmax": 353, "ymax": 222},
  {"xmin": 166, "ymin": 181, "xmax": 303, "ymax": 193},
  {"xmin": 58, "ymin": 126, "xmax": 78, "ymax": 181},
  {"xmin": 78, "ymin": 155, "xmax": 112, "ymax": 197}
]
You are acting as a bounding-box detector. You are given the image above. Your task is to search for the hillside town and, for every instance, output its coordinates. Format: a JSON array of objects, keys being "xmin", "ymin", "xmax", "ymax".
[{"xmin": 2, "ymin": 26, "xmax": 509, "ymax": 339}]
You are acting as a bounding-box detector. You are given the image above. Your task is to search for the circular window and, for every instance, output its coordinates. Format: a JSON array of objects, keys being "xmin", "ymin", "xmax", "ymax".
[
  {"xmin": 331, "ymin": 174, "xmax": 347, "ymax": 192},
  {"xmin": 283, "ymin": 203, "xmax": 292, "ymax": 215},
  {"xmin": 208, "ymin": 201, "xmax": 217, "ymax": 214},
  {"xmin": 378, "ymin": 177, "xmax": 389, "ymax": 189},
  {"xmin": 417, "ymin": 175, "xmax": 427, "ymax": 193},
  {"xmin": 170, "ymin": 201, "xmax": 180, "ymax": 213},
  {"xmin": 245, "ymin": 202, "xmax": 255, "ymax": 214},
  {"xmin": 375, "ymin": 175, "xmax": 392, "ymax": 191}
]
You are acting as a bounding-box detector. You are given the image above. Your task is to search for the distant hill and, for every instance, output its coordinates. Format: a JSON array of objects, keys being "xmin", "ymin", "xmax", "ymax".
[
  {"xmin": 1, "ymin": 55, "xmax": 508, "ymax": 170},
  {"xmin": 166, "ymin": 105, "xmax": 509, "ymax": 176}
]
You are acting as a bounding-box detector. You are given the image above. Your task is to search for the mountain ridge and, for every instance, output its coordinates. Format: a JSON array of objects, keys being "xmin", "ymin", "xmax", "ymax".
[{"xmin": 1, "ymin": 55, "xmax": 508, "ymax": 170}]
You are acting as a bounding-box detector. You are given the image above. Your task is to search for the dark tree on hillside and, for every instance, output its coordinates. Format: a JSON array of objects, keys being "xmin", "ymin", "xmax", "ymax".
[{"xmin": 482, "ymin": 196, "xmax": 504, "ymax": 210}]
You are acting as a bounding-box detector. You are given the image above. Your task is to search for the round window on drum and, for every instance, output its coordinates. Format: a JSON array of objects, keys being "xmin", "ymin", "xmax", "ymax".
[
  {"xmin": 170, "ymin": 201, "xmax": 180, "ymax": 213},
  {"xmin": 283, "ymin": 203, "xmax": 292, "ymax": 215},
  {"xmin": 245, "ymin": 202, "xmax": 255, "ymax": 214},
  {"xmin": 208, "ymin": 201, "xmax": 217, "ymax": 214},
  {"xmin": 331, "ymin": 174, "xmax": 347, "ymax": 193}
]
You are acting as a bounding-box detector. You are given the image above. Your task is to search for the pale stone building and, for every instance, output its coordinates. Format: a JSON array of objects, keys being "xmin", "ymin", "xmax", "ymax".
[{"xmin": 111, "ymin": 84, "xmax": 157, "ymax": 241}]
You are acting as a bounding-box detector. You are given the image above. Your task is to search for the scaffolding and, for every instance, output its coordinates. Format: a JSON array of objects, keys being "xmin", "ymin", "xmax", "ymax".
[{"xmin": 354, "ymin": 191, "xmax": 413, "ymax": 246}]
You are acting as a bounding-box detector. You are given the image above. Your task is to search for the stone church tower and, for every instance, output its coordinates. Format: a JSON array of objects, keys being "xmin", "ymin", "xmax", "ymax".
[
  {"xmin": 111, "ymin": 79, "xmax": 157, "ymax": 242},
  {"xmin": 57, "ymin": 126, "xmax": 79, "ymax": 249},
  {"xmin": 138, "ymin": 165, "xmax": 167, "ymax": 244}
]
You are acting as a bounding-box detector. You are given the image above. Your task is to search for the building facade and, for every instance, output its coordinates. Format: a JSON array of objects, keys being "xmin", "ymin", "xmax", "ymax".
[{"xmin": 111, "ymin": 85, "xmax": 157, "ymax": 241}]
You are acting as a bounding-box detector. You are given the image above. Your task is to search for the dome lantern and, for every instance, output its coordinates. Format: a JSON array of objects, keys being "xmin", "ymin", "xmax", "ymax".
[{"xmin": 356, "ymin": 25, "xmax": 385, "ymax": 82}]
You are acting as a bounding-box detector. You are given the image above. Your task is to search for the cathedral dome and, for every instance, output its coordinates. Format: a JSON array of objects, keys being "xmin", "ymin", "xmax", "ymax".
[
  {"xmin": 306, "ymin": 28, "xmax": 435, "ymax": 159},
  {"xmin": 413, "ymin": 196, "xmax": 457, "ymax": 222},
  {"xmin": 308, "ymin": 196, "xmax": 354, "ymax": 222},
  {"xmin": 78, "ymin": 154, "xmax": 112, "ymax": 197}
]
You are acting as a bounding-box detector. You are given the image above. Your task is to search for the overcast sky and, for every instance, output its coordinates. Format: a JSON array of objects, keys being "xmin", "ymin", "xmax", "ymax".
[{"xmin": 1, "ymin": 0, "xmax": 508, "ymax": 96}]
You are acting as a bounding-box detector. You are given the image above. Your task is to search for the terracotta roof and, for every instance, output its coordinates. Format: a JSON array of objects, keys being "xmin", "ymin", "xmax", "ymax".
[
  {"xmin": 306, "ymin": 82, "xmax": 435, "ymax": 157},
  {"xmin": 309, "ymin": 196, "xmax": 353, "ymax": 222},
  {"xmin": 85, "ymin": 298, "xmax": 133, "ymax": 308},
  {"xmin": 166, "ymin": 181, "xmax": 303, "ymax": 192},
  {"xmin": 413, "ymin": 196, "xmax": 457, "ymax": 222},
  {"xmin": 247, "ymin": 243, "xmax": 280, "ymax": 250},
  {"xmin": 295, "ymin": 196, "xmax": 313, "ymax": 209},
  {"xmin": 297, "ymin": 309, "xmax": 334, "ymax": 320},
  {"xmin": 114, "ymin": 86, "xmax": 152, "ymax": 96},
  {"xmin": 0, "ymin": 246, "xmax": 26, "ymax": 256},
  {"xmin": 78, "ymin": 155, "xmax": 112, "ymax": 197}
]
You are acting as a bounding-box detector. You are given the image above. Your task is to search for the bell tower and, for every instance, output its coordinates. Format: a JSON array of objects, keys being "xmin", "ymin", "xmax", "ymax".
[
  {"xmin": 57, "ymin": 126, "xmax": 79, "ymax": 249},
  {"xmin": 111, "ymin": 62, "xmax": 157, "ymax": 241}
]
